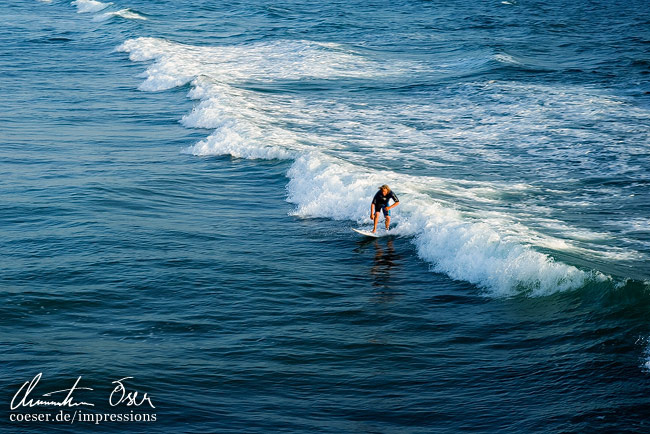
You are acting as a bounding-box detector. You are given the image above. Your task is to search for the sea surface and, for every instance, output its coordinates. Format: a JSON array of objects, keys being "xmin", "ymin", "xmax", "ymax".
[{"xmin": 1, "ymin": 0, "xmax": 649, "ymax": 432}]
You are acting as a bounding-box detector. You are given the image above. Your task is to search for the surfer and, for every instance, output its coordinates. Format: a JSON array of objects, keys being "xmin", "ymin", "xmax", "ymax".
[{"xmin": 371, "ymin": 184, "xmax": 399, "ymax": 233}]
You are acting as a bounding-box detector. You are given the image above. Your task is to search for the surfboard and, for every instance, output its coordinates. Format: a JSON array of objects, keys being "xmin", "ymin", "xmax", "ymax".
[{"xmin": 352, "ymin": 228, "xmax": 389, "ymax": 237}]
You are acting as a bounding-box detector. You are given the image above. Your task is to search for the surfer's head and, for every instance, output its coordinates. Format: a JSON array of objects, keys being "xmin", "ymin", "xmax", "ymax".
[{"xmin": 380, "ymin": 184, "xmax": 390, "ymax": 194}]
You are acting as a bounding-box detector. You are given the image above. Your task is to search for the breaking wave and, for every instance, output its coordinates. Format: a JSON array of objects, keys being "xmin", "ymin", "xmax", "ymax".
[{"xmin": 116, "ymin": 36, "xmax": 615, "ymax": 296}]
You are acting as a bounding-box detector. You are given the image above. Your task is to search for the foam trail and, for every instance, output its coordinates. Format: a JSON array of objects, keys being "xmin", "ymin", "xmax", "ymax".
[
  {"xmin": 117, "ymin": 37, "xmax": 597, "ymax": 296},
  {"xmin": 93, "ymin": 9, "xmax": 147, "ymax": 21},
  {"xmin": 71, "ymin": 0, "xmax": 111, "ymax": 13}
]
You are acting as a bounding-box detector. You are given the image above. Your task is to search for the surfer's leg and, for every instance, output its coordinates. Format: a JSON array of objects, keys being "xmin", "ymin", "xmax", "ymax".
[
  {"xmin": 383, "ymin": 207, "xmax": 391, "ymax": 230},
  {"xmin": 372, "ymin": 212, "xmax": 380, "ymax": 233}
]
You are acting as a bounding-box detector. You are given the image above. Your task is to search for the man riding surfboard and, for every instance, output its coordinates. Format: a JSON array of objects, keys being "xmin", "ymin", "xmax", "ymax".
[{"xmin": 371, "ymin": 184, "xmax": 399, "ymax": 233}]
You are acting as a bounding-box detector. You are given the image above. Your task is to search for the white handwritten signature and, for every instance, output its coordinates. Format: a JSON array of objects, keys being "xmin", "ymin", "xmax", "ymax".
[
  {"xmin": 10, "ymin": 373, "xmax": 155, "ymax": 410},
  {"xmin": 110, "ymin": 377, "xmax": 155, "ymax": 408}
]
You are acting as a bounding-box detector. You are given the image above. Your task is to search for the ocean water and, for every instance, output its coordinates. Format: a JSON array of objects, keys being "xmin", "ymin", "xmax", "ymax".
[{"xmin": 1, "ymin": 0, "xmax": 649, "ymax": 432}]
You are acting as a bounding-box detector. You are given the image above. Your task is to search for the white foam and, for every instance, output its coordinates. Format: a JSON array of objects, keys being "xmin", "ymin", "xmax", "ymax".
[
  {"xmin": 494, "ymin": 53, "xmax": 522, "ymax": 65},
  {"xmin": 178, "ymin": 77, "xmax": 303, "ymax": 160},
  {"xmin": 614, "ymin": 218, "xmax": 650, "ymax": 234},
  {"xmin": 118, "ymin": 37, "xmax": 636, "ymax": 295},
  {"xmin": 117, "ymin": 37, "xmax": 379, "ymax": 91},
  {"xmin": 181, "ymin": 121, "xmax": 294, "ymax": 160},
  {"xmin": 92, "ymin": 8, "xmax": 146, "ymax": 21},
  {"xmin": 71, "ymin": 0, "xmax": 111, "ymax": 13}
]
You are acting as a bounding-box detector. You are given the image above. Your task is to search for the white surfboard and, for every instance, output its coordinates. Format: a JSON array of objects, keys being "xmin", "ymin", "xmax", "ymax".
[{"xmin": 352, "ymin": 228, "xmax": 389, "ymax": 237}]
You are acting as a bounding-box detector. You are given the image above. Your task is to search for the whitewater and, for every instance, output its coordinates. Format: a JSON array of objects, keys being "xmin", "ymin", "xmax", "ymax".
[{"xmin": 115, "ymin": 35, "xmax": 648, "ymax": 296}]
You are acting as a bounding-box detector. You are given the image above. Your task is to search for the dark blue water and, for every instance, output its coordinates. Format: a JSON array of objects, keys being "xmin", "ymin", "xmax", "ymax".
[{"xmin": 2, "ymin": 0, "xmax": 650, "ymax": 432}]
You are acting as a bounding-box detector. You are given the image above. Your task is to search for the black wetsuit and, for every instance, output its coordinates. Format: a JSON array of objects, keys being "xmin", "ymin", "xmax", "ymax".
[{"xmin": 372, "ymin": 190, "xmax": 399, "ymax": 215}]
